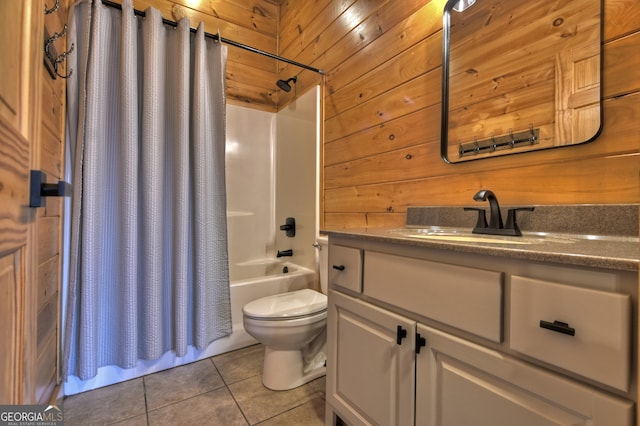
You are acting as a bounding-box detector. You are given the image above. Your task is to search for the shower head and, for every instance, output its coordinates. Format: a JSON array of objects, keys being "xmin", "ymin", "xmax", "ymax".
[{"xmin": 276, "ymin": 76, "xmax": 297, "ymax": 92}]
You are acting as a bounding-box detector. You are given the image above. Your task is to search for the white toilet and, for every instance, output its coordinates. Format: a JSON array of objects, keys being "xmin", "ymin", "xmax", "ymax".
[{"xmin": 242, "ymin": 236, "xmax": 329, "ymax": 390}]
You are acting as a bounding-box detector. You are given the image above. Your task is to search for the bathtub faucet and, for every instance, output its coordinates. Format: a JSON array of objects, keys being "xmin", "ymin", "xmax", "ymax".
[{"xmin": 277, "ymin": 249, "xmax": 293, "ymax": 257}]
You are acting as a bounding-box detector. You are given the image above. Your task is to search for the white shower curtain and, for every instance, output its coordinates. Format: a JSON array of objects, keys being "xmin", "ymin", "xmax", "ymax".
[{"xmin": 63, "ymin": 0, "xmax": 231, "ymax": 381}]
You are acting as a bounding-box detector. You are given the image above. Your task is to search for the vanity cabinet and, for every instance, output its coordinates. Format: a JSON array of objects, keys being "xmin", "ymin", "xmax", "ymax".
[
  {"xmin": 416, "ymin": 325, "xmax": 633, "ymax": 426},
  {"xmin": 327, "ymin": 290, "xmax": 415, "ymax": 426},
  {"xmin": 325, "ymin": 238, "xmax": 636, "ymax": 426}
]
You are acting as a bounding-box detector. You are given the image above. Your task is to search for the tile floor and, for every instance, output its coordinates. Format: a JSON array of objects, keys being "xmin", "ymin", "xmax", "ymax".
[{"xmin": 62, "ymin": 344, "xmax": 326, "ymax": 426}]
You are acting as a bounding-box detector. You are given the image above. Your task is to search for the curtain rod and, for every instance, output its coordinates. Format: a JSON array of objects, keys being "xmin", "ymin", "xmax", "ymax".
[{"xmin": 100, "ymin": 0, "xmax": 325, "ymax": 75}]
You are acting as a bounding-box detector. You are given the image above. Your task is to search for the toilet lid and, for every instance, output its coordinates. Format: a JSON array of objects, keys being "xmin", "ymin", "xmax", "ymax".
[{"xmin": 243, "ymin": 289, "xmax": 327, "ymax": 319}]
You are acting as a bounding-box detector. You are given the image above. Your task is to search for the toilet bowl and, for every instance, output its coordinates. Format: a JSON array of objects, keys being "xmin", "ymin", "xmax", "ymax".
[{"xmin": 242, "ymin": 236, "xmax": 329, "ymax": 390}]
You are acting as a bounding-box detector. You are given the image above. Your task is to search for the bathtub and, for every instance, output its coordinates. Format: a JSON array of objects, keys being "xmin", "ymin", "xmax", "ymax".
[{"xmin": 64, "ymin": 261, "xmax": 316, "ymax": 396}]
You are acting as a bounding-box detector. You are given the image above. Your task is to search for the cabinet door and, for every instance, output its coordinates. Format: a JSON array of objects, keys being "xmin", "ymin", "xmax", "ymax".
[
  {"xmin": 326, "ymin": 290, "xmax": 415, "ymax": 426},
  {"xmin": 415, "ymin": 324, "xmax": 633, "ymax": 426}
]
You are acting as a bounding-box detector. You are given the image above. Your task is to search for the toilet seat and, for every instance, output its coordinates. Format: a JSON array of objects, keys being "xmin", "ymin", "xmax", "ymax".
[{"xmin": 243, "ymin": 289, "xmax": 327, "ymax": 320}]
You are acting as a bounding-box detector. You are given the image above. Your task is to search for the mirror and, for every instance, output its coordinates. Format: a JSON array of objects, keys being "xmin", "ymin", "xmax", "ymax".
[{"xmin": 442, "ymin": 0, "xmax": 602, "ymax": 162}]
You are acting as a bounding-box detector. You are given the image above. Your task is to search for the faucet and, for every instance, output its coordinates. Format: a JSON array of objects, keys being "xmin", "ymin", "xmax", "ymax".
[
  {"xmin": 473, "ymin": 189, "xmax": 503, "ymax": 230},
  {"xmin": 468, "ymin": 189, "xmax": 534, "ymax": 236},
  {"xmin": 277, "ymin": 249, "xmax": 293, "ymax": 257}
]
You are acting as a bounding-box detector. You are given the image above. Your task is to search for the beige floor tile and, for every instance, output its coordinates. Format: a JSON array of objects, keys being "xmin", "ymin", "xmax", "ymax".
[
  {"xmin": 144, "ymin": 359, "xmax": 226, "ymax": 410},
  {"xmin": 110, "ymin": 414, "xmax": 148, "ymax": 426},
  {"xmin": 228, "ymin": 375, "xmax": 321, "ymax": 425},
  {"xmin": 307, "ymin": 376, "xmax": 326, "ymax": 396},
  {"xmin": 147, "ymin": 387, "xmax": 247, "ymax": 426},
  {"xmin": 212, "ymin": 344, "xmax": 264, "ymax": 385},
  {"xmin": 63, "ymin": 378, "xmax": 146, "ymax": 426},
  {"xmin": 256, "ymin": 396, "xmax": 325, "ymax": 426},
  {"xmin": 61, "ymin": 347, "xmax": 326, "ymax": 426}
]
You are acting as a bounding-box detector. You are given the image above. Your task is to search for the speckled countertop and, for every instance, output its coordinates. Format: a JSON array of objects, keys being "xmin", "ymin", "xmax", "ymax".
[{"xmin": 323, "ymin": 205, "xmax": 639, "ymax": 272}]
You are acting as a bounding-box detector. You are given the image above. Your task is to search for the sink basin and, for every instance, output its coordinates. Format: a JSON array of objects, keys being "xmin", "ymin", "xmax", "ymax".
[
  {"xmin": 387, "ymin": 226, "xmax": 576, "ymax": 245},
  {"xmin": 406, "ymin": 234, "xmax": 533, "ymax": 244}
]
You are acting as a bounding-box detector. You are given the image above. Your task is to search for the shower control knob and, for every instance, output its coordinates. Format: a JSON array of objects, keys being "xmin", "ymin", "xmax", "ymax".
[{"xmin": 279, "ymin": 217, "xmax": 296, "ymax": 237}]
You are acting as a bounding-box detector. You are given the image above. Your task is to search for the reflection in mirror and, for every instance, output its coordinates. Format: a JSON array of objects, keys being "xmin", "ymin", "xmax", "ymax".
[{"xmin": 442, "ymin": 0, "xmax": 602, "ymax": 163}]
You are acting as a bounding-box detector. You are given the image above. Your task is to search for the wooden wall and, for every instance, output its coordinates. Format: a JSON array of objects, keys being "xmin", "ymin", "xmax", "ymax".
[
  {"xmin": 107, "ymin": 0, "xmax": 639, "ymax": 231},
  {"xmin": 38, "ymin": 0, "xmax": 68, "ymax": 403},
  {"xmin": 279, "ymin": 0, "xmax": 640, "ymax": 230},
  {"xmin": 122, "ymin": 0, "xmax": 282, "ymax": 112}
]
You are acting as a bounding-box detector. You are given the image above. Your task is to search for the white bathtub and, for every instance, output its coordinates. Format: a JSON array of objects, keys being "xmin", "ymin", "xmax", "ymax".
[{"xmin": 64, "ymin": 261, "xmax": 316, "ymax": 396}]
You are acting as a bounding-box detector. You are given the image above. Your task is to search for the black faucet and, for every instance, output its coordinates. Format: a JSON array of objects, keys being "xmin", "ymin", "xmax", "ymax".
[
  {"xmin": 277, "ymin": 249, "xmax": 293, "ymax": 257},
  {"xmin": 468, "ymin": 189, "xmax": 534, "ymax": 236},
  {"xmin": 473, "ymin": 189, "xmax": 503, "ymax": 230}
]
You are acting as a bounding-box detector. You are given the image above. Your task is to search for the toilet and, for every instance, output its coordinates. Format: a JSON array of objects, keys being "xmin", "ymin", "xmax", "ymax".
[{"xmin": 242, "ymin": 236, "xmax": 329, "ymax": 390}]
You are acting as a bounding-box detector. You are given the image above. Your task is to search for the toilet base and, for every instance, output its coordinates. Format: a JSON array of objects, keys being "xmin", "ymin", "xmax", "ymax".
[{"xmin": 261, "ymin": 346, "xmax": 326, "ymax": 391}]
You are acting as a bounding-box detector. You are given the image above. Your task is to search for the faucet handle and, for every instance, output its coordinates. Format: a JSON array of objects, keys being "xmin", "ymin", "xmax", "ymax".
[
  {"xmin": 279, "ymin": 217, "xmax": 296, "ymax": 237},
  {"xmin": 464, "ymin": 207, "xmax": 488, "ymax": 231},
  {"xmin": 505, "ymin": 207, "xmax": 535, "ymax": 236}
]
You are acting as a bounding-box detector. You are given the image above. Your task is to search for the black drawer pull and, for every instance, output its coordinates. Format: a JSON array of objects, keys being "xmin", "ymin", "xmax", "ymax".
[
  {"xmin": 539, "ymin": 320, "xmax": 575, "ymax": 336},
  {"xmin": 332, "ymin": 264, "xmax": 345, "ymax": 271}
]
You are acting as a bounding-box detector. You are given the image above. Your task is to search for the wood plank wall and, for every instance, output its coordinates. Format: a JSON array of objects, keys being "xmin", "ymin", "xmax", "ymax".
[
  {"xmin": 119, "ymin": 0, "xmax": 282, "ymax": 112},
  {"xmin": 278, "ymin": 0, "xmax": 640, "ymax": 230},
  {"xmin": 38, "ymin": 0, "xmax": 68, "ymax": 403},
  {"xmin": 104, "ymin": 0, "xmax": 639, "ymax": 231}
]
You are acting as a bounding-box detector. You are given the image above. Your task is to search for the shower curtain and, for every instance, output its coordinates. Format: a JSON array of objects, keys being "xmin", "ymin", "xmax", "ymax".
[{"xmin": 63, "ymin": 0, "xmax": 231, "ymax": 381}]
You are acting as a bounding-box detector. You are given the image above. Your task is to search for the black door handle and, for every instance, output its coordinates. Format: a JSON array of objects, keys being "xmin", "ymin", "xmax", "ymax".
[{"xmin": 29, "ymin": 170, "xmax": 71, "ymax": 208}]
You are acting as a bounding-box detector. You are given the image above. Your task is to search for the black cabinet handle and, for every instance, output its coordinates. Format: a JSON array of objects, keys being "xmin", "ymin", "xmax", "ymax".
[
  {"xmin": 396, "ymin": 326, "xmax": 407, "ymax": 345},
  {"xmin": 539, "ymin": 320, "xmax": 575, "ymax": 336},
  {"xmin": 415, "ymin": 333, "xmax": 426, "ymax": 354},
  {"xmin": 332, "ymin": 265, "xmax": 345, "ymax": 271}
]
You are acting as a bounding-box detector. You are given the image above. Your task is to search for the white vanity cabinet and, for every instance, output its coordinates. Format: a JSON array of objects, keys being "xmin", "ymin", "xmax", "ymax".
[
  {"xmin": 416, "ymin": 325, "xmax": 633, "ymax": 426},
  {"xmin": 327, "ymin": 290, "xmax": 416, "ymax": 426},
  {"xmin": 325, "ymin": 238, "xmax": 636, "ymax": 426}
]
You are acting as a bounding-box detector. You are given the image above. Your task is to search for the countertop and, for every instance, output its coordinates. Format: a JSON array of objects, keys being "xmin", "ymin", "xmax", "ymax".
[{"xmin": 323, "ymin": 227, "xmax": 639, "ymax": 272}]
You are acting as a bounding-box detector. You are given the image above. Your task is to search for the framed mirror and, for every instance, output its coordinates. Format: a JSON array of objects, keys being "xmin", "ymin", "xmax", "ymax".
[{"xmin": 442, "ymin": 0, "xmax": 602, "ymax": 163}]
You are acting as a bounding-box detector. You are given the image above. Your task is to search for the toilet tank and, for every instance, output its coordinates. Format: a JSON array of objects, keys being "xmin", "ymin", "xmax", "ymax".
[{"xmin": 316, "ymin": 235, "xmax": 328, "ymax": 294}]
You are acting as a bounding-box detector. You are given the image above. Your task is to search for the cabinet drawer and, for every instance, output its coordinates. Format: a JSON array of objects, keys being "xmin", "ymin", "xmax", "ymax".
[
  {"xmin": 510, "ymin": 276, "xmax": 631, "ymax": 391},
  {"xmin": 365, "ymin": 251, "xmax": 503, "ymax": 342},
  {"xmin": 329, "ymin": 245, "xmax": 363, "ymax": 292}
]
